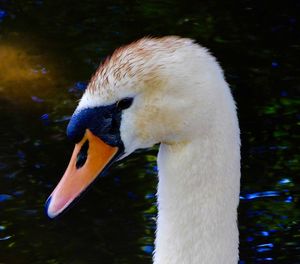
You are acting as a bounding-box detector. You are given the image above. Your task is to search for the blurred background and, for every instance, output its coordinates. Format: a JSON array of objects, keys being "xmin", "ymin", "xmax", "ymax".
[{"xmin": 0, "ymin": 0, "xmax": 299, "ymax": 263}]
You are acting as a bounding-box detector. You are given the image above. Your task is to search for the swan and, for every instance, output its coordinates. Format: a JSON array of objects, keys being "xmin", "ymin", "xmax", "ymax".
[{"xmin": 45, "ymin": 36, "xmax": 240, "ymax": 264}]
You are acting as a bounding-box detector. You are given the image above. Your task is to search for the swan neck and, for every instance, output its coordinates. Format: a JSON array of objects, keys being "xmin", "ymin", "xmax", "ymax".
[{"xmin": 154, "ymin": 130, "xmax": 240, "ymax": 264}]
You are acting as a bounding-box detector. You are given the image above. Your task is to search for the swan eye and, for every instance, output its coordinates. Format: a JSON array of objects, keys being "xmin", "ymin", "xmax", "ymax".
[{"xmin": 116, "ymin": 97, "xmax": 133, "ymax": 111}]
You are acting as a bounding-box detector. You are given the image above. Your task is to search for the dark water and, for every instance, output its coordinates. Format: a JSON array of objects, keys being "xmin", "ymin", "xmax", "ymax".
[{"xmin": 0, "ymin": 0, "xmax": 299, "ymax": 263}]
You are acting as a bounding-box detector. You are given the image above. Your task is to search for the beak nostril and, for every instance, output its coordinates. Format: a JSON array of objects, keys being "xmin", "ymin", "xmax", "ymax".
[{"xmin": 76, "ymin": 140, "xmax": 89, "ymax": 169}]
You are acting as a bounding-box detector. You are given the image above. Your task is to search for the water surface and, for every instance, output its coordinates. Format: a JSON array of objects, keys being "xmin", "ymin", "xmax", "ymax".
[{"xmin": 0, "ymin": 0, "xmax": 299, "ymax": 263}]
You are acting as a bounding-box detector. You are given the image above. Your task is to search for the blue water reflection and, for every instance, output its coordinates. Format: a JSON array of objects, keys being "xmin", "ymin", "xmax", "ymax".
[
  {"xmin": 240, "ymin": 191, "xmax": 280, "ymax": 200},
  {"xmin": 0, "ymin": 194, "xmax": 13, "ymax": 202},
  {"xmin": 0, "ymin": 9, "xmax": 7, "ymax": 22}
]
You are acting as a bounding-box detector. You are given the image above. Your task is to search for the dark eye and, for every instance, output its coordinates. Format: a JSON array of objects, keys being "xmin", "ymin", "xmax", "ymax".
[{"xmin": 116, "ymin": 97, "xmax": 133, "ymax": 111}]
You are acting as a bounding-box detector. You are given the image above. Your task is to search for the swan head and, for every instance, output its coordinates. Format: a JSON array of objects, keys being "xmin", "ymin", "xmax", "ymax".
[{"xmin": 45, "ymin": 36, "xmax": 222, "ymax": 218}]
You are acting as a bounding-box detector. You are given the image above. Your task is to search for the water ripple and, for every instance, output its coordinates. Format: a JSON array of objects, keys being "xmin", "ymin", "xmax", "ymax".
[
  {"xmin": 0, "ymin": 194, "xmax": 13, "ymax": 202},
  {"xmin": 240, "ymin": 191, "xmax": 280, "ymax": 200},
  {"xmin": 0, "ymin": 235, "xmax": 11, "ymax": 241}
]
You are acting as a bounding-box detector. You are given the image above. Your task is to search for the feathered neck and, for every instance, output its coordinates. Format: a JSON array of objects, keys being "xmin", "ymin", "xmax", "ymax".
[{"xmin": 154, "ymin": 93, "xmax": 240, "ymax": 264}]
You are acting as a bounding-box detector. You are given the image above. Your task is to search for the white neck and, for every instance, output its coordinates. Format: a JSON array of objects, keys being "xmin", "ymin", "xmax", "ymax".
[{"xmin": 154, "ymin": 103, "xmax": 240, "ymax": 264}]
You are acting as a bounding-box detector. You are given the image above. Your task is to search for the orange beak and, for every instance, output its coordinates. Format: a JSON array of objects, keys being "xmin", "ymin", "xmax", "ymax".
[{"xmin": 45, "ymin": 129, "xmax": 118, "ymax": 218}]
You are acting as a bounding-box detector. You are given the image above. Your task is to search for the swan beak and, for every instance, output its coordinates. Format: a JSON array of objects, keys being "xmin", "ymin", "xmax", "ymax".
[{"xmin": 45, "ymin": 129, "xmax": 118, "ymax": 218}]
